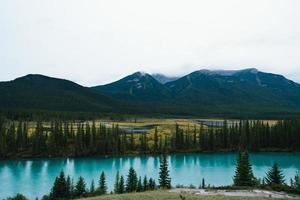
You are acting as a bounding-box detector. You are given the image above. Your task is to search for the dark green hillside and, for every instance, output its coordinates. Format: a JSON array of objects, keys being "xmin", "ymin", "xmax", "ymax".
[
  {"xmin": 90, "ymin": 68, "xmax": 300, "ymax": 118},
  {"xmin": 234, "ymin": 69, "xmax": 300, "ymax": 105},
  {"xmin": 92, "ymin": 72, "xmax": 172, "ymax": 102},
  {"xmin": 0, "ymin": 74, "xmax": 115, "ymax": 113},
  {"xmin": 2, "ymin": 69, "xmax": 300, "ymax": 119},
  {"xmin": 165, "ymin": 68, "xmax": 300, "ymax": 106}
]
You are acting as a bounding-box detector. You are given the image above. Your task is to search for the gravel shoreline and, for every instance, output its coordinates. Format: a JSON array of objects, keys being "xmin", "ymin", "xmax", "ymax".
[{"xmin": 170, "ymin": 188, "xmax": 296, "ymax": 199}]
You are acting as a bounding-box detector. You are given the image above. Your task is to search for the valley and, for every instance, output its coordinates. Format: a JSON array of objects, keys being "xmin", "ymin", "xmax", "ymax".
[
  {"xmin": 1, "ymin": 69, "xmax": 300, "ymax": 200},
  {"xmin": 2, "ymin": 1, "xmax": 300, "ymax": 199}
]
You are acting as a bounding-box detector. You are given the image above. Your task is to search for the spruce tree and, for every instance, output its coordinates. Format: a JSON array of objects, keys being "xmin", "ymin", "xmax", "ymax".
[
  {"xmin": 154, "ymin": 127, "xmax": 159, "ymax": 151},
  {"xmin": 160, "ymin": 136, "xmax": 164, "ymax": 151},
  {"xmin": 292, "ymin": 172, "xmax": 300, "ymax": 191},
  {"xmin": 7, "ymin": 123, "xmax": 16, "ymax": 153},
  {"xmin": 16, "ymin": 121, "xmax": 23, "ymax": 151},
  {"xmin": 119, "ymin": 175, "xmax": 125, "ymax": 194},
  {"xmin": 0, "ymin": 117, "xmax": 6, "ymax": 157},
  {"xmin": 233, "ymin": 151, "xmax": 256, "ymax": 186},
  {"xmin": 98, "ymin": 171, "xmax": 107, "ymax": 195},
  {"xmin": 137, "ymin": 176, "xmax": 143, "ymax": 192},
  {"xmin": 130, "ymin": 133, "xmax": 135, "ymax": 150},
  {"xmin": 159, "ymin": 154, "xmax": 171, "ymax": 189},
  {"xmin": 70, "ymin": 178, "xmax": 75, "ymax": 197},
  {"xmin": 90, "ymin": 180, "xmax": 95, "ymax": 195},
  {"xmin": 202, "ymin": 178, "xmax": 206, "ymax": 189},
  {"xmin": 265, "ymin": 163, "xmax": 285, "ymax": 186},
  {"xmin": 126, "ymin": 167, "xmax": 138, "ymax": 192},
  {"xmin": 66, "ymin": 175, "xmax": 72, "ymax": 198},
  {"xmin": 262, "ymin": 178, "xmax": 266, "ymax": 186},
  {"xmin": 50, "ymin": 171, "xmax": 68, "ymax": 199},
  {"xmin": 74, "ymin": 176, "xmax": 86, "ymax": 197},
  {"xmin": 148, "ymin": 178, "xmax": 156, "ymax": 190},
  {"xmin": 114, "ymin": 171, "xmax": 120, "ymax": 194},
  {"xmin": 143, "ymin": 176, "xmax": 148, "ymax": 191}
]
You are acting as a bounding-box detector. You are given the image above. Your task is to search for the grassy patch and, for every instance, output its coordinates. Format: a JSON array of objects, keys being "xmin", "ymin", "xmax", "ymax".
[{"xmin": 80, "ymin": 190, "xmax": 285, "ymax": 200}]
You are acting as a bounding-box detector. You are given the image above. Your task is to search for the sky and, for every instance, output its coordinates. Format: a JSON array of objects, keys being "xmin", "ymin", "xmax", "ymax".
[{"xmin": 1, "ymin": 0, "xmax": 300, "ymax": 86}]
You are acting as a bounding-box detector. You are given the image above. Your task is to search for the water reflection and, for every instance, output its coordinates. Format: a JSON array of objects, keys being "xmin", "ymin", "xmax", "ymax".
[{"xmin": 0, "ymin": 152, "xmax": 299, "ymax": 199}]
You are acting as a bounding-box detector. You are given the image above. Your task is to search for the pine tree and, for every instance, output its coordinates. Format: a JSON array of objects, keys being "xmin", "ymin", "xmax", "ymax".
[
  {"xmin": 202, "ymin": 178, "xmax": 206, "ymax": 189},
  {"xmin": 193, "ymin": 125, "xmax": 197, "ymax": 148},
  {"xmin": 148, "ymin": 178, "xmax": 156, "ymax": 190},
  {"xmin": 130, "ymin": 133, "xmax": 135, "ymax": 150},
  {"xmin": 50, "ymin": 178, "xmax": 60, "ymax": 199},
  {"xmin": 74, "ymin": 176, "xmax": 86, "ymax": 197},
  {"xmin": 199, "ymin": 124, "xmax": 205, "ymax": 150},
  {"xmin": 32, "ymin": 121, "xmax": 46, "ymax": 155},
  {"xmin": 160, "ymin": 136, "xmax": 164, "ymax": 151},
  {"xmin": 290, "ymin": 178, "xmax": 294, "ymax": 188},
  {"xmin": 119, "ymin": 175, "xmax": 125, "ymax": 194},
  {"xmin": 70, "ymin": 178, "xmax": 75, "ymax": 197},
  {"xmin": 126, "ymin": 167, "xmax": 138, "ymax": 192},
  {"xmin": 143, "ymin": 176, "xmax": 148, "ymax": 191},
  {"xmin": 66, "ymin": 175, "xmax": 72, "ymax": 198},
  {"xmin": 262, "ymin": 178, "xmax": 266, "ymax": 186},
  {"xmin": 137, "ymin": 176, "xmax": 143, "ymax": 192},
  {"xmin": 16, "ymin": 121, "xmax": 23, "ymax": 151},
  {"xmin": 154, "ymin": 127, "xmax": 159, "ymax": 151},
  {"xmin": 114, "ymin": 171, "xmax": 120, "ymax": 194},
  {"xmin": 98, "ymin": 171, "xmax": 107, "ymax": 195},
  {"xmin": 159, "ymin": 154, "xmax": 171, "ymax": 189},
  {"xmin": 90, "ymin": 180, "xmax": 95, "ymax": 195},
  {"xmin": 7, "ymin": 123, "xmax": 16, "ymax": 153},
  {"xmin": 50, "ymin": 171, "xmax": 68, "ymax": 199},
  {"xmin": 292, "ymin": 171, "xmax": 300, "ymax": 191},
  {"xmin": 265, "ymin": 163, "xmax": 285, "ymax": 186},
  {"xmin": 0, "ymin": 116, "xmax": 7, "ymax": 157},
  {"xmin": 233, "ymin": 151, "xmax": 256, "ymax": 186}
]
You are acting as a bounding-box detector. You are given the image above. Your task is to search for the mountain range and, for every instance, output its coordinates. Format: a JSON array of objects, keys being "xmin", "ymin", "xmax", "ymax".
[{"xmin": 1, "ymin": 68, "xmax": 300, "ymax": 118}]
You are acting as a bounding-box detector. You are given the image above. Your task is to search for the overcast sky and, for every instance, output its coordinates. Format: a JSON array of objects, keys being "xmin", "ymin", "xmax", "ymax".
[{"xmin": 1, "ymin": 0, "xmax": 300, "ymax": 86}]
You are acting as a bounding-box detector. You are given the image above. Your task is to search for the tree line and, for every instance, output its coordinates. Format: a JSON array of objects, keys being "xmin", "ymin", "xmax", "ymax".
[
  {"xmin": 1, "ymin": 117, "xmax": 300, "ymax": 158},
  {"xmin": 45, "ymin": 167, "xmax": 159, "ymax": 200},
  {"xmin": 170, "ymin": 120, "xmax": 300, "ymax": 152}
]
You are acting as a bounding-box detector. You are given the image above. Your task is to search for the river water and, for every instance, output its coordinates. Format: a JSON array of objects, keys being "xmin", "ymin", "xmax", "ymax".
[{"xmin": 0, "ymin": 152, "xmax": 299, "ymax": 199}]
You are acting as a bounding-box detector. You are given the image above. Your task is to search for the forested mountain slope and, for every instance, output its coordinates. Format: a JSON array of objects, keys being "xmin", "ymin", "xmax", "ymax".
[
  {"xmin": 92, "ymin": 72, "xmax": 172, "ymax": 102},
  {"xmin": 0, "ymin": 74, "xmax": 116, "ymax": 113},
  {"xmin": 1, "ymin": 69, "xmax": 300, "ymax": 118}
]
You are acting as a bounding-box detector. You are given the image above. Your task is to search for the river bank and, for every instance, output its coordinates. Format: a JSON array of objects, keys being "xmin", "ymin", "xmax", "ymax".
[
  {"xmin": 170, "ymin": 188, "xmax": 297, "ymax": 199},
  {"xmin": 80, "ymin": 190, "xmax": 299, "ymax": 200}
]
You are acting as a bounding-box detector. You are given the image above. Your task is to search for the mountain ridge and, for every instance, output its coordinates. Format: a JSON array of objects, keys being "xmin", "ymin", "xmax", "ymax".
[
  {"xmin": 1, "ymin": 69, "xmax": 300, "ymax": 118},
  {"xmin": 0, "ymin": 74, "xmax": 116, "ymax": 113},
  {"xmin": 92, "ymin": 71, "xmax": 172, "ymax": 102}
]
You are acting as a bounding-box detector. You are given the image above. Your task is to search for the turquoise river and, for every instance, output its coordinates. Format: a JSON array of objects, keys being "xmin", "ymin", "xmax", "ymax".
[{"xmin": 0, "ymin": 152, "xmax": 300, "ymax": 199}]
